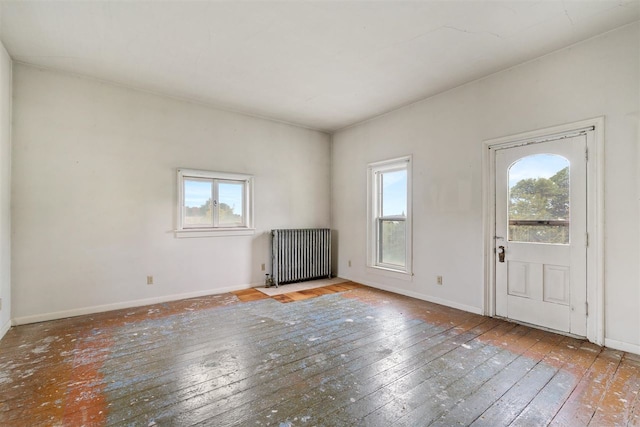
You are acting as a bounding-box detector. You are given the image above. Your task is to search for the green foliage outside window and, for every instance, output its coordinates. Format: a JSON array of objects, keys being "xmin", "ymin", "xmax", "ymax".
[
  {"xmin": 184, "ymin": 199, "xmax": 242, "ymax": 225},
  {"xmin": 509, "ymin": 167, "xmax": 569, "ymax": 244}
]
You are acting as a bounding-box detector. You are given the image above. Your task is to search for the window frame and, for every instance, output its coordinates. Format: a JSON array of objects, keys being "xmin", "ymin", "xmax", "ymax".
[
  {"xmin": 367, "ymin": 156, "xmax": 412, "ymax": 275},
  {"xmin": 176, "ymin": 168, "xmax": 254, "ymax": 238}
]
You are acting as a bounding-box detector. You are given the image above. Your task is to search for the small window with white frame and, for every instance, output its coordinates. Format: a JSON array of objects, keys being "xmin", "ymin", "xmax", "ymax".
[
  {"xmin": 367, "ymin": 156, "xmax": 412, "ymax": 274},
  {"xmin": 176, "ymin": 168, "xmax": 254, "ymax": 238}
]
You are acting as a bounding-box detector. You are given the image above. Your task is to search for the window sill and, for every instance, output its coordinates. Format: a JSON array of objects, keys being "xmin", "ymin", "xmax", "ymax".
[
  {"xmin": 366, "ymin": 265, "xmax": 413, "ymax": 281},
  {"xmin": 175, "ymin": 228, "xmax": 255, "ymax": 238}
]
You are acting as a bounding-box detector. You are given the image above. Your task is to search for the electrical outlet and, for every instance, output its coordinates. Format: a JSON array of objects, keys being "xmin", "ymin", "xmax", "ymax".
[
  {"xmin": 436, "ymin": 276, "xmax": 443, "ymax": 285},
  {"xmin": 261, "ymin": 263, "xmax": 266, "ymax": 271},
  {"xmin": 348, "ymin": 260, "xmax": 352, "ymax": 267},
  {"xmin": 147, "ymin": 276, "xmax": 154, "ymax": 285}
]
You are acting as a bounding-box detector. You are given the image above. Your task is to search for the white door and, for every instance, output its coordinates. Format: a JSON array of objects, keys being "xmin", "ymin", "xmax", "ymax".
[{"xmin": 495, "ymin": 134, "xmax": 588, "ymax": 336}]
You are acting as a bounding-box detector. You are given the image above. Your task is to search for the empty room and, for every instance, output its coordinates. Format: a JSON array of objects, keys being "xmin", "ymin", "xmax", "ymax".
[{"xmin": 0, "ymin": 1, "xmax": 639, "ymax": 425}]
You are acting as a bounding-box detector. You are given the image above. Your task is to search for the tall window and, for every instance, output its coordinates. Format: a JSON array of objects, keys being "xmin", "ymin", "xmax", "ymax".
[
  {"xmin": 176, "ymin": 169, "xmax": 254, "ymax": 237},
  {"xmin": 368, "ymin": 157, "xmax": 412, "ymax": 273}
]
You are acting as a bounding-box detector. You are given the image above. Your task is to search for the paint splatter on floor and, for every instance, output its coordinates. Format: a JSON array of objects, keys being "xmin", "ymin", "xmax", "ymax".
[{"xmin": 0, "ymin": 284, "xmax": 639, "ymax": 426}]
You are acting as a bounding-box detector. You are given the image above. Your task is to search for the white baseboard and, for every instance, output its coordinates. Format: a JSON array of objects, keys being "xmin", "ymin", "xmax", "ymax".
[
  {"xmin": 0, "ymin": 319, "xmax": 11, "ymax": 340},
  {"xmin": 605, "ymin": 338, "xmax": 640, "ymax": 355},
  {"xmin": 342, "ymin": 274, "xmax": 483, "ymax": 315},
  {"xmin": 12, "ymin": 283, "xmax": 254, "ymax": 326}
]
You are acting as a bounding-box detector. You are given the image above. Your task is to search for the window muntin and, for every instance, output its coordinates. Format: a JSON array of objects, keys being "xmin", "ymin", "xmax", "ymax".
[
  {"xmin": 508, "ymin": 154, "xmax": 570, "ymax": 244},
  {"xmin": 368, "ymin": 157, "xmax": 411, "ymax": 274},
  {"xmin": 177, "ymin": 169, "xmax": 253, "ymax": 236}
]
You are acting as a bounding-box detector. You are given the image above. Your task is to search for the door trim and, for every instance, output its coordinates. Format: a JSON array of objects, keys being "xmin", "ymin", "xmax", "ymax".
[{"xmin": 482, "ymin": 117, "xmax": 604, "ymax": 345}]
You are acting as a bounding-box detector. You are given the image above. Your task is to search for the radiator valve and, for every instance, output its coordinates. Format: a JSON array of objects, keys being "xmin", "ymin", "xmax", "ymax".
[{"xmin": 265, "ymin": 274, "xmax": 275, "ymax": 288}]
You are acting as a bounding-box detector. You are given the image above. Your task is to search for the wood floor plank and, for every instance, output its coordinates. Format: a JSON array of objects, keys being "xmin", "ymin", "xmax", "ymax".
[
  {"xmin": 1, "ymin": 298, "xmax": 337, "ymax": 401},
  {"xmin": 472, "ymin": 337, "xmax": 586, "ymax": 426},
  {"xmin": 507, "ymin": 339, "xmax": 606, "ymax": 427},
  {"xmin": 231, "ymin": 288, "xmax": 269, "ymax": 302},
  {"xmin": 1, "ymin": 284, "xmax": 638, "ymax": 426},
  {"xmin": 3, "ymin": 296, "xmax": 364, "ymax": 424},
  {"xmin": 427, "ymin": 330, "xmax": 567, "ymax": 427},
  {"xmin": 149, "ymin": 314, "xmax": 447, "ymax": 425},
  {"xmin": 588, "ymin": 352, "xmax": 640, "ymax": 426},
  {"xmin": 547, "ymin": 346, "xmax": 618, "ymax": 426},
  {"xmin": 103, "ymin": 297, "xmax": 390, "ymax": 423},
  {"xmin": 365, "ymin": 324, "xmax": 536, "ymax": 425},
  {"xmin": 227, "ymin": 325, "xmax": 450, "ymax": 426},
  {"xmin": 357, "ymin": 322, "xmax": 521, "ymax": 427},
  {"xmin": 195, "ymin": 308, "xmax": 484, "ymax": 424},
  {"xmin": 110, "ymin": 296, "xmax": 426, "ymax": 425},
  {"xmin": 306, "ymin": 318, "xmax": 503, "ymax": 426},
  {"xmin": 404, "ymin": 327, "xmax": 547, "ymax": 427}
]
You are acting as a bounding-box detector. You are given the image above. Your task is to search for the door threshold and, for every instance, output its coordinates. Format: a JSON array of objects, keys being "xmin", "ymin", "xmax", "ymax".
[{"xmin": 493, "ymin": 315, "xmax": 587, "ymax": 341}]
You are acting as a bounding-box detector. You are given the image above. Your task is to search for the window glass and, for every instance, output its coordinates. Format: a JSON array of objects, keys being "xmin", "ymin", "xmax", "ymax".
[
  {"xmin": 381, "ymin": 169, "xmax": 407, "ymax": 217},
  {"xmin": 508, "ymin": 154, "xmax": 570, "ymax": 244},
  {"xmin": 184, "ymin": 179, "xmax": 213, "ymax": 227},
  {"xmin": 380, "ymin": 219, "xmax": 406, "ymax": 266},
  {"xmin": 218, "ymin": 181, "xmax": 244, "ymax": 226}
]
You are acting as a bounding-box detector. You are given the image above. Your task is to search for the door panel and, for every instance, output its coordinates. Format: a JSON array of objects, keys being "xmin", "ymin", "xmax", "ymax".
[
  {"xmin": 543, "ymin": 265, "xmax": 570, "ymax": 305},
  {"xmin": 495, "ymin": 134, "xmax": 587, "ymax": 336},
  {"xmin": 507, "ymin": 261, "xmax": 530, "ymax": 298}
]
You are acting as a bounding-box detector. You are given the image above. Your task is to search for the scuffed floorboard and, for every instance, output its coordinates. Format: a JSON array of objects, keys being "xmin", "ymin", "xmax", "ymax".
[{"xmin": 0, "ymin": 284, "xmax": 638, "ymax": 426}]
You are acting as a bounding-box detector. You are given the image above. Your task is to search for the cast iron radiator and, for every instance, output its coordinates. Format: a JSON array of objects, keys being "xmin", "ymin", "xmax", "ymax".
[{"xmin": 271, "ymin": 228, "xmax": 331, "ymax": 287}]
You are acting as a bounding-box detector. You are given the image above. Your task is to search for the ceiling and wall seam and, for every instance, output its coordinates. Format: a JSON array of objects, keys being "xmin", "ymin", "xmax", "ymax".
[
  {"xmin": 10, "ymin": 59, "xmax": 333, "ymax": 135},
  {"xmin": 332, "ymin": 19, "xmax": 640, "ymax": 134}
]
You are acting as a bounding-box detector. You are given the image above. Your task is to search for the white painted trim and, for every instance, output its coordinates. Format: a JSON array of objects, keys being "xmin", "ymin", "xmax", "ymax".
[
  {"xmin": 0, "ymin": 319, "xmax": 11, "ymax": 340},
  {"xmin": 365, "ymin": 266, "xmax": 413, "ymax": 281},
  {"xmin": 341, "ymin": 274, "xmax": 482, "ymax": 315},
  {"xmin": 481, "ymin": 137, "xmax": 495, "ymax": 318},
  {"xmin": 605, "ymin": 338, "xmax": 640, "ymax": 356},
  {"xmin": 12, "ymin": 283, "xmax": 254, "ymax": 326},
  {"xmin": 483, "ymin": 124, "xmax": 597, "ymax": 149},
  {"xmin": 590, "ymin": 118, "xmax": 606, "ymax": 346},
  {"xmin": 175, "ymin": 228, "xmax": 255, "ymax": 238},
  {"xmin": 482, "ymin": 117, "xmax": 605, "ymax": 346}
]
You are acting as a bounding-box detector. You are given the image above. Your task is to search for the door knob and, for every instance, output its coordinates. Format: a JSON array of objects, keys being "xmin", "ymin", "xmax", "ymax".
[{"xmin": 498, "ymin": 246, "xmax": 505, "ymax": 263}]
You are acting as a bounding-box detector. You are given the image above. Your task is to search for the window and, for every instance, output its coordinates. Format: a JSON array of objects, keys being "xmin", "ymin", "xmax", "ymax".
[
  {"xmin": 508, "ymin": 154, "xmax": 570, "ymax": 244},
  {"xmin": 176, "ymin": 169, "xmax": 254, "ymax": 238},
  {"xmin": 367, "ymin": 156, "xmax": 412, "ymax": 274}
]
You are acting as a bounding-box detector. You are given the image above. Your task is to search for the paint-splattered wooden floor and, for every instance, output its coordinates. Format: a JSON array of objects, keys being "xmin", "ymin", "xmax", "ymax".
[{"xmin": 1, "ymin": 282, "xmax": 639, "ymax": 426}]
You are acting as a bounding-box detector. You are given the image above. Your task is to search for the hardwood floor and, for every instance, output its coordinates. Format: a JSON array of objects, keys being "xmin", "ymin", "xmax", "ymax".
[{"xmin": 0, "ymin": 283, "xmax": 638, "ymax": 426}]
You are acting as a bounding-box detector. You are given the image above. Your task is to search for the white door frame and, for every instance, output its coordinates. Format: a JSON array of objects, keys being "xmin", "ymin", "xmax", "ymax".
[{"xmin": 482, "ymin": 117, "xmax": 604, "ymax": 345}]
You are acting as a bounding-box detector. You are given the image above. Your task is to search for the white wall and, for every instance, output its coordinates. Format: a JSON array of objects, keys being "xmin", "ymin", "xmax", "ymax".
[
  {"xmin": 11, "ymin": 64, "xmax": 331, "ymax": 323},
  {"xmin": 332, "ymin": 23, "xmax": 640, "ymax": 352},
  {"xmin": 0, "ymin": 40, "xmax": 11, "ymax": 339}
]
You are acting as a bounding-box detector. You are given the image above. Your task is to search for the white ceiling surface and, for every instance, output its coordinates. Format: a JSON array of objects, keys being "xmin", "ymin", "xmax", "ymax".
[{"xmin": 1, "ymin": 1, "xmax": 638, "ymax": 132}]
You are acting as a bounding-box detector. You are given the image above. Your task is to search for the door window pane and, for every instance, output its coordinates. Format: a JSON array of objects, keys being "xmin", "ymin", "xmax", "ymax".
[
  {"xmin": 381, "ymin": 170, "xmax": 407, "ymax": 217},
  {"xmin": 380, "ymin": 220, "xmax": 406, "ymax": 267},
  {"xmin": 184, "ymin": 179, "xmax": 213, "ymax": 227},
  {"xmin": 218, "ymin": 181, "xmax": 244, "ymax": 226},
  {"xmin": 508, "ymin": 154, "xmax": 570, "ymax": 244}
]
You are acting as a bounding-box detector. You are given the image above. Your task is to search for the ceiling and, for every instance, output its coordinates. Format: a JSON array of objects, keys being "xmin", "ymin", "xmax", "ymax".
[{"xmin": 1, "ymin": 1, "xmax": 638, "ymax": 133}]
